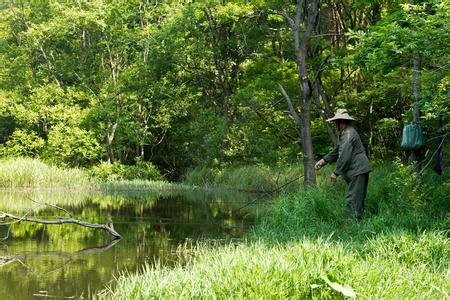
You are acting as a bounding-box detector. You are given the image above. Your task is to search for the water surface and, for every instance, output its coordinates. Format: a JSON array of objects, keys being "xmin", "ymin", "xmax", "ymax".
[{"xmin": 0, "ymin": 189, "xmax": 262, "ymax": 299}]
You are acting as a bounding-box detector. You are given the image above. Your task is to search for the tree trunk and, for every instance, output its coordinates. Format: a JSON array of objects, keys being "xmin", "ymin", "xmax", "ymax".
[
  {"xmin": 281, "ymin": 0, "xmax": 319, "ymax": 187},
  {"xmin": 409, "ymin": 0, "xmax": 422, "ymax": 174},
  {"xmin": 204, "ymin": 7, "xmax": 231, "ymax": 127},
  {"xmin": 409, "ymin": 51, "xmax": 422, "ymax": 173},
  {"xmin": 106, "ymin": 122, "xmax": 118, "ymax": 163}
]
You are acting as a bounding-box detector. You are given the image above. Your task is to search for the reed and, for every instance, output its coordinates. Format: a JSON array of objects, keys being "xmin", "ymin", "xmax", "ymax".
[
  {"xmin": 0, "ymin": 157, "xmax": 91, "ymax": 188},
  {"xmin": 184, "ymin": 164, "xmax": 316, "ymax": 192}
]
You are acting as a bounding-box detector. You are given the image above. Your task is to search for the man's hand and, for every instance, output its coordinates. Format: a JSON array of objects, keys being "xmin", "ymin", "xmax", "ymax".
[
  {"xmin": 330, "ymin": 172, "xmax": 337, "ymax": 182},
  {"xmin": 314, "ymin": 159, "xmax": 326, "ymax": 170}
]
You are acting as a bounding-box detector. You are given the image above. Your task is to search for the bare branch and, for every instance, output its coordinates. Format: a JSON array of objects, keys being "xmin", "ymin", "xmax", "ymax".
[
  {"xmin": 311, "ymin": 33, "xmax": 345, "ymax": 39},
  {"xmin": 313, "ymin": 54, "xmax": 331, "ymax": 84},
  {"xmin": 278, "ymin": 83, "xmax": 302, "ymax": 137},
  {"xmin": 281, "ymin": 11, "xmax": 295, "ymax": 28},
  {"xmin": 30, "ymin": 199, "xmax": 73, "ymax": 218},
  {"xmin": 295, "ymin": 0, "xmax": 304, "ymax": 28},
  {"xmin": 0, "ymin": 212, "xmax": 122, "ymax": 239}
]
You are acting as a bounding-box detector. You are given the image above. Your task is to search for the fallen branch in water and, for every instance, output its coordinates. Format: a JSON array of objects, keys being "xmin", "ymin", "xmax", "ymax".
[
  {"xmin": 0, "ymin": 211, "xmax": 122, "ymax": 239},
  {"xmin": 0, "ymin": 255, "xmax": 24, "ymax": 268}
]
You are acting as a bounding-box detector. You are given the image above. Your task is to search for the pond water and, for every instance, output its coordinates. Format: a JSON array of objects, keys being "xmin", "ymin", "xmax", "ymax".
[{"xmin": 0, "ymin": 189, "xmax": 263, "ymax": 299}]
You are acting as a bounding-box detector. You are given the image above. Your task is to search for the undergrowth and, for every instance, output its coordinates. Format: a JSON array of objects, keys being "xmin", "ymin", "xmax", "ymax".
[{"xmin": 184, "ymin": 164, "xmax": 316, "ymax": 192}]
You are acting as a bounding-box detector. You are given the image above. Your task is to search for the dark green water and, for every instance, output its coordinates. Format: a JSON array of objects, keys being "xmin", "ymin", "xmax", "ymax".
[{"xmin": 0, "ymin": 190, "xmax": 261, "ymax": 299}]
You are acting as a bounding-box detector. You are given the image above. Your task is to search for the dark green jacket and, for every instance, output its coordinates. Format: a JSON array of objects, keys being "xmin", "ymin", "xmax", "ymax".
[{"xmin": 323, "ymin": 126, "xmax": 372, "ymax": 181}]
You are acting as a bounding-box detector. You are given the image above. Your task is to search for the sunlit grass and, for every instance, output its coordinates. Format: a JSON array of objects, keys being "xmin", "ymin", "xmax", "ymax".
[
  {"xmin": 103, "ymin": 231, "xmax": 448, "ymax": 299},
  {"xmin": 0, "ymin": 157, "xmax": 91, "ymax": 188},
  {"xmin": 98, "ymin": 180, "xmax": 197, "ymax": 192},
  {"xmin": 183, "ymin": 163, "xmax": 333, "ymax": 192}
]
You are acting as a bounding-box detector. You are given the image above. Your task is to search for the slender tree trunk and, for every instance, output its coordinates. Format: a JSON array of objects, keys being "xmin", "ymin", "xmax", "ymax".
[
  {"xmin": 106, "ymin": 122, "xmax": 118, "ymax": 163},
  {"xmin": 281, "ymin": 0, "xmax": 319, "ymax": 187},
  {"xmin": 409, "ymin": 0, "xmax": 422, "ymax": 174},
  {"xmin": 297, "ymin": 46, "xmax": 316, "ymax": 186},
  {"xmin": 204, "ymin": 7, "xmax": 230, "ymax": 127},
  {"xmin": 409, "ymin": 52, "xmax": 422, "ymax": 173}
]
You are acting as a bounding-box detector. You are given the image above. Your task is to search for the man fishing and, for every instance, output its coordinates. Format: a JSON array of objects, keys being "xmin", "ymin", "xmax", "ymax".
[{"xmin": 314, "ymin": 109, "xmax": 372, "ymax": 220}]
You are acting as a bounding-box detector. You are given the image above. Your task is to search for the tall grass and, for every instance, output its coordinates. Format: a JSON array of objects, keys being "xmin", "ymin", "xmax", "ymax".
[
  {"xmin": 0, "ymin": 157, "xmax": 91, "ymax": 188},
  {"xmin": 184, "ymin": 164, "xmax": 310, "ymax": 192},
  {"xmin": 104, "ymin": 232, "xmax": 448, "ymax": 299},
  {"xmin": 104, "ymin": 163, "xmax": 449, "ymax": 299},
  {"xmin": 252, "ymin": 163, "xmax": 449, "ymax": 242},
  {"xmin": 98, "ymin": 180, "xmax": 196, "ymax": 193}
]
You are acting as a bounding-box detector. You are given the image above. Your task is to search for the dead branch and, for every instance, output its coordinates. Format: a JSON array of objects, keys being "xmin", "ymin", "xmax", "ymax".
[
  {"xmin": 0, "ymin": 255, "xmax": 24, "ymax": 268},
  {"xmin": 0, "ymin": 211, "xmax": 122, "ymax": 239},
  {"xmin": 30, "ymin": 199, "xmax": 73, "ymax": 218}
]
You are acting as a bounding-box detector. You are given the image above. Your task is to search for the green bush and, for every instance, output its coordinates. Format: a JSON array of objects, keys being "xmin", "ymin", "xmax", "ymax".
[
  {"xmin": 44, "ymin": 125, "xmax": 102, "ymax": 167},
  {"xmin": 1, "ymin": 129, "xmax": 45, "ymax": 157},
  {"xmin": 123, "ymin": 158, "xmax": 164, "ymax": 181},
  {"xmin": 183, "ymin": 166, "xmax": 218, "ymax": 186},
  {"xmin": 89, "ymin": 161, "xmax": 125, "ymax": 181},
  {"xmin": 89, "ymin": 159, "xmax": 163, "ymax": 182}
]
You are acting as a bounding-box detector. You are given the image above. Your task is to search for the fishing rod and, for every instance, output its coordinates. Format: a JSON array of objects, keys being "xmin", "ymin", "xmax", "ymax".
[{"xmin": 234, "ymin": 174, "xmax": 304, "ymax": 213}]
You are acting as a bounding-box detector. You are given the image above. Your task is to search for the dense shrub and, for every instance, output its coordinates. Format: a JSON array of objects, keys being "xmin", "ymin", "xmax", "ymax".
[
  {"xmin": 0, "ymin": 129, "xmax": 45, "ymax": 158},
  {"xmin": 89, "ymin": 158, "xmax": 163, "ymax": 182}
]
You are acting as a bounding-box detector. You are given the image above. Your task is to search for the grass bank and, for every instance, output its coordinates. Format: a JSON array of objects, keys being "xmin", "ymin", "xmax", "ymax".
[
  {"xmin": 184, "ymin": 164, "xmax": 317, "ymax": 192},
  {"xmin": 105, "ymin": 232, "xmax": 447, "ymax": 299},
  {"xmin": 104, "ymin": 163, "xmax": 449, "ymax": 299},
  {"xmin": 0, "ymin": 158, "xmax": 192, "ymax": 192},
  {"xmin": 0, "ymin": 158, "xmax": 314, "ymax": 193},
  {"xmin": 98, "ymin": 180, "xmax": 196, "ymax": 193},
  {"xmin": 0, "ymin": 157, "xmax": 91, "ymax": 188}
]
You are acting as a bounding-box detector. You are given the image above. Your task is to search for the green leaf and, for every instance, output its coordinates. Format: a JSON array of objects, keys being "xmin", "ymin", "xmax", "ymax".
[{"xmin": 321, "ymin": 275, "xmax": 356, "ymax": 298}]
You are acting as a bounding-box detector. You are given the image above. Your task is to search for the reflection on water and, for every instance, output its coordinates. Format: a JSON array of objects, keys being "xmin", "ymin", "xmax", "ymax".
[{"xmin": 0, "ymin": 189, "xmax": 263, "ymax": 299}]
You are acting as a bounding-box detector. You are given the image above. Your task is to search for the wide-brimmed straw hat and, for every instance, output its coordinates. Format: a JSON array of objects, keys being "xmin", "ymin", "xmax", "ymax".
[{"xmin": 326, "ymin": 109, "xmax": 355, "ymax": 122}]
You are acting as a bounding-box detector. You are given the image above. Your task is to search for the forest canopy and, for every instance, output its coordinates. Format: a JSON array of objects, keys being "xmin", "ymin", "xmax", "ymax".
[{"xmin": 0, "ymin": 0, "xmax": 448, "ymax": 179}]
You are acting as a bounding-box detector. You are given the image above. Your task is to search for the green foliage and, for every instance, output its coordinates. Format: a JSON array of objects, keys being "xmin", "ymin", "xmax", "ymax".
[
  {"xmin": 0, "ymin": 1, "xmax": 448, "ymax": 174},
  {"xmin": 89, "ymin": 161, "xmax": 126, "ymax": 181},
  {"xmin": 371, "ymin": 118, "xmax": 401, "ymax": 162},
  {"xmin": 351, "ymin": 1, "xmax": 449, "ymax": 137},
  {"xmin": 183, "ymin": 166, "xmax": 219, "ymax": 186},
  {"xmin": 89, "ymin": 158, "xmax": 163, "ymax": 182},
  {"xmin": 1, "ymin": 129, "xmax": 45, "ymax": 157},
  {"xmin": 391, "ymin": 158, "xmax": 425, "ymax": 209},
  {"xmin": 123, "ymin": 158, "xmax": 164, "ymax": 181},
  {"xmin": 44, "ymin": 124, "xmax": 102, "ymax": 167}
]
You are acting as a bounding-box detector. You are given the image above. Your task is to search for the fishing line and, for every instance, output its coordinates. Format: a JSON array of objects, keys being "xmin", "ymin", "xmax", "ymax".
[{"xmin": 234, "ymin": 174, "xmax": 304, "ymax": 213}]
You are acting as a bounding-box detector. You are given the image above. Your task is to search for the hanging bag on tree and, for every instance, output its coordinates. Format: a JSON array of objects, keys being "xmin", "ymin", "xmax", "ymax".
[{"xmin": 400, "ymin": 124, "xmax": 426, "ymax": 150}]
